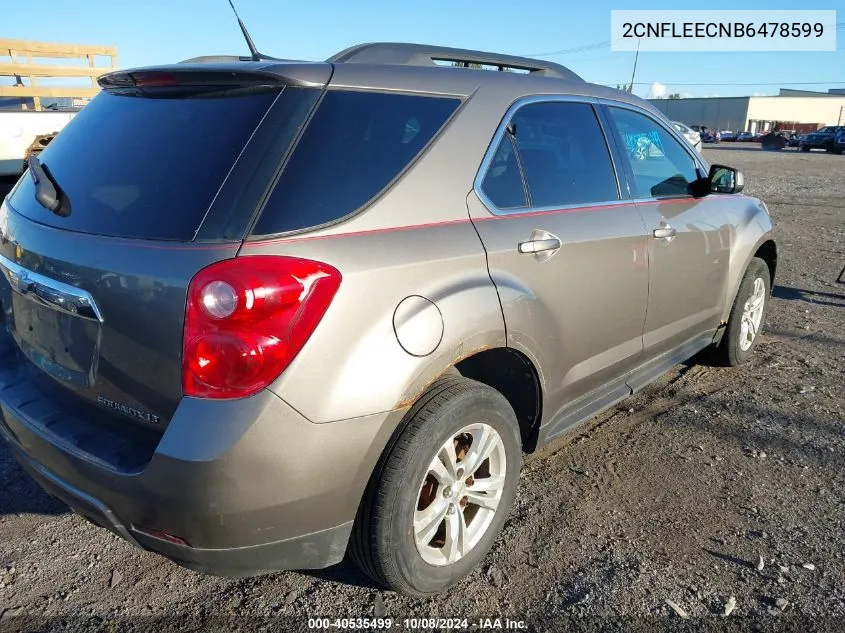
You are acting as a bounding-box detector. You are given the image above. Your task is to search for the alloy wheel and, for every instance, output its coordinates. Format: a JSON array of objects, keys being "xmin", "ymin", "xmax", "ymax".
[
  {"xmin": 739, "ymin": 277, "xmax": 766, "ymax": 351},
  {"xmin": 413, "ymin": 423, "xmax": 507, "ymax": 566}
]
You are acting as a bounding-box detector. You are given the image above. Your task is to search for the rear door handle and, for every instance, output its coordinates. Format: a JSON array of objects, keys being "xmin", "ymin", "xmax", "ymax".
[
  {"xmin": 518, "ymin": 237, "xmax": 561, "ymax": 254},
  {"xmin": 653, "ymin": 226, "xmax": 677, "ymax": 239},
  {"xmin": 518, "ymin": 230, "xmax": 562, "ymax": 262}
]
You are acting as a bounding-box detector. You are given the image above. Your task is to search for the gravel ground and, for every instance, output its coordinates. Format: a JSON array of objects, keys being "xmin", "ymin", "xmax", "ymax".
[{"xmin": 1, "ymin": 146, "xmax": 844, "ymax": 632}]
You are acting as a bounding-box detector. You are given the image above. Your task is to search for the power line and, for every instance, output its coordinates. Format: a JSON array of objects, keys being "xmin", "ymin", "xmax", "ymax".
[
  {"xmin": 520, "ymin": 40, "xmax": 615, "ymax": 57},
  {"xmin": 622, "ymin": 81, "xmax": 845, "ymax": 86},
  {"xmin": 521, "ymin": 21, "xmax": 845, "ymax": 59}
]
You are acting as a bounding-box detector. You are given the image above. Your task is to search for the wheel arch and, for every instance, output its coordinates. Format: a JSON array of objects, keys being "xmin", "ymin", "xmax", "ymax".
[
  {"xmin": 720, "ymin": 212, "xmax": 777, "ymax": 325},
  {"xmin": 754, "ymin": 239, "xmax": 778, "ymax": 288},
  {"xmin": 454, "ymin": 347, "xmax": 543, "ymax": 452}
]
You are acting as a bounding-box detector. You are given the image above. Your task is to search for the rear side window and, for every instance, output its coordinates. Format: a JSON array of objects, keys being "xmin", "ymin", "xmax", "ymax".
[
  {"xmin": 508, "ymin": 102, "xmax": 620, "ymax": 208},
  {"xmin": 8, "ymin": 88, "xmax": 281, "ymax": 241},
  {"xmin": 480, "ymin": 136, "xmax": 527, "ymax": 209},
  {"xmin": 252, "ymin": 90, "xmax": 460, "ymax": 237}
]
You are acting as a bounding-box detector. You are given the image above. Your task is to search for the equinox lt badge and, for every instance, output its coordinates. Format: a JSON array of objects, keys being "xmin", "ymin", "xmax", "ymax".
[{"xmin": 97, "ymin": 396, "xmax": 161, "ymax": 425}]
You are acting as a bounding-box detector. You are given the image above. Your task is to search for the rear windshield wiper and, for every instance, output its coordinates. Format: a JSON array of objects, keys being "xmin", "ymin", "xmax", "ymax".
[{"xmin": 28, "ymin": 156, "xmax": 70, "ymax": 217}]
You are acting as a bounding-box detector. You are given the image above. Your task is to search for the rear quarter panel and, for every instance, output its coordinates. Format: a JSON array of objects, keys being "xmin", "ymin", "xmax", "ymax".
[{"xmin": 242, "ymin": 224, "xmax": 505, "ymax": 423}]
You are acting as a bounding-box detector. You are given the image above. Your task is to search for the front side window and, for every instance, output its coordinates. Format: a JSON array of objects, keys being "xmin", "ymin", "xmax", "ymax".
[{"xmin": 607, "ymin": 107, "xmax": 699, "ymax": 199}]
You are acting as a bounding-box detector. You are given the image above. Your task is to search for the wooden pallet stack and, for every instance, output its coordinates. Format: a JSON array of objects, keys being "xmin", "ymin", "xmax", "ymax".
[{"xmin": 0, "ymin": 38, "xmax": 118, "ymax": 111}]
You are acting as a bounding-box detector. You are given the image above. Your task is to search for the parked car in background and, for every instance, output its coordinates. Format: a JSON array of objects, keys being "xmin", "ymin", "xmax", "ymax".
[
  {"xmin": 0, "ymin": 42, "xmax": 777, "ymax": 598},
  {"xmin": 833, "ymin": 131, "xmax": 845, "ymax": 154},
  {"xmin": 800, "ymin": 126, "xmax": 845, "ymax": 152},
  {"xmin": 720, "ymin": 130, "xmax": 736, "ymax": 141},
  {"xmin": 737, "ymin": 132, "xmax": 754, "ymax": 142},
  {"xmin": 761, "ymin": 131, "xmax": 789, "ymax": 151},
  {"xmin": 672, "ymin": 121, "xmax": 702, "ymax": 152},
  {"xmin": 701, "ymin": 129, "xmax": 721, "ymax": 143}
]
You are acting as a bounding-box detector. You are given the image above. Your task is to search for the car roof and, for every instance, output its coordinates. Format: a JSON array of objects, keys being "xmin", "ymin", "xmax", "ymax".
[{"xmin": 113, "ymin": 42, "xmax": 662, "ymax": 115}]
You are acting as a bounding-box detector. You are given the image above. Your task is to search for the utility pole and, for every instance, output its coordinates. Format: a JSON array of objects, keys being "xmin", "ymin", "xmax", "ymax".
[{"xmin": 629, "ymin": 37, "xmax": 641, "ymax": 93}]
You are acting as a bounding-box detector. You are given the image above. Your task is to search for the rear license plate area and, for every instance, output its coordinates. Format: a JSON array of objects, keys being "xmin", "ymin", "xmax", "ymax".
[{"xmin": 9, "ymin": 292, "xmax": 100, "ymax": 388}]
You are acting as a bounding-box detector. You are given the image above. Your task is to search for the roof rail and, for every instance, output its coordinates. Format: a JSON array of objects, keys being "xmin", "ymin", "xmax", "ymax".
[
  {"xmin": 179, "ymin": 54, "xmax": 293, "ymax": 64},
  {"xmin": 180, "ymin": 55, "xmax": 251, "ymax": 63},
  {"xmin": 327, "ymin": 42, "xmax": 582, "ymax": 81}
]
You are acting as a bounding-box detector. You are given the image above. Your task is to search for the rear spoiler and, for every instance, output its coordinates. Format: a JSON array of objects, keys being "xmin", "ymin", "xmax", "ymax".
[{"xmin": 98, "ymin": 62, "xmax": 332, "ymax": 90}]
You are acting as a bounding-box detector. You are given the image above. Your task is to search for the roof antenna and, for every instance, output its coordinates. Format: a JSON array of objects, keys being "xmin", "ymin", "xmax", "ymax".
[{"xmin": 227, "ymin": 0, "xmax": 262, "ymax": 61}]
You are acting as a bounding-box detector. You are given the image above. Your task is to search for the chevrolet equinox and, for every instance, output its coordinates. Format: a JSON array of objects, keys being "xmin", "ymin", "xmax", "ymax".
[{"xmin": 0, "ymin": 43, "xmax": 777, "ymax": 597}]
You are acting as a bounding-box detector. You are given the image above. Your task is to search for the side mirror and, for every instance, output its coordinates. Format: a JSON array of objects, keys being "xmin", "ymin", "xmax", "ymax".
[{"xmin": 709, "ymin": 164, "xmax": 744, "ymax": 194}]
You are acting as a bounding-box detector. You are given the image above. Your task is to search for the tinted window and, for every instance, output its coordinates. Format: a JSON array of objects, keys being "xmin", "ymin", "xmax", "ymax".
[
  {"xmin": 608, "ymin": 107, "xmax": 699, "ymax": 198},
  {"xmin": 8, "ymin": 88, "xmax": 281, "ymax": 241},
  {"xmin": 253, "ymin": 90, "xmax": 460, "ymax": 236},
  {"xmin": 510, "ymin": 102, "xmax": 619, "ymax": 208},
  {"xmin": 480, "ymin": 136, "xmax": 527, "ymax": 209}
]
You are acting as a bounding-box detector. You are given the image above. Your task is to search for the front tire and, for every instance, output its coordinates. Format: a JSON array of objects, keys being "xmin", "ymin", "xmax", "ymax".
[
  {"xmin": 349, "ymin": 377, "xmax": 521, "ymax": 597},
  {"xmin": 712, "ymin": 257, "xmax": 771, "ymax": 367}
]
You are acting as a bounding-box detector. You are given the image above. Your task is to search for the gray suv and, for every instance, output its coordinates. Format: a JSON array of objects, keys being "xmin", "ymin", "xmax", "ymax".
[{"xmin": 0, "ymin": 43, "xmax": 776, "ymax": 597}]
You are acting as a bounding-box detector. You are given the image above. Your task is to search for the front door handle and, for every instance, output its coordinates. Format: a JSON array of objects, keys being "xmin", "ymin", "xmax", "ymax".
[
  {"xmin": 653, "ymin": 226, "xmax": 677, "ymax": 239},
  {"xmin": 518, "ymin": 237, "xmax": 562, "ymax": 254}
]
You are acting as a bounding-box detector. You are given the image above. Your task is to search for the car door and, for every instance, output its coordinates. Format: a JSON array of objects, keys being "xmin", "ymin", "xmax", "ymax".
[
  {"xmin": 602, "ymin": 104, "xmax": 731, "ymax": 375},
  {"xmin": 467, "ymin": 98, "xmax": 650, "ymax": 440}
]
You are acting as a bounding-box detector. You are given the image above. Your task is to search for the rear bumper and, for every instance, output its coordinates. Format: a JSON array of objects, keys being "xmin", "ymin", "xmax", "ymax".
[
  {"xmin": 6, "ymin": 440, "xmax": 353, "ymax": 575},
  {"xmin": 0, "ymin": 360, "xmax": 404, "ymax": 575}
]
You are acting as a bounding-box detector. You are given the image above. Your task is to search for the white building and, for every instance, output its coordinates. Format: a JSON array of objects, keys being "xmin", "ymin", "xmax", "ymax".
[{"xmin": 648, "ymin": 89, "xmax": 845, "ymax": 134}]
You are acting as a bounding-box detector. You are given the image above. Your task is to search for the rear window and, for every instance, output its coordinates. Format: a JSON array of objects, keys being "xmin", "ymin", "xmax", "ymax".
[
  {"xmin": 251, "ymin": 90, "xmax": 461, "ymax": 237},
  {"xmin": 8, "ymin": 88, "xmax": 280, "ymax": 241}
]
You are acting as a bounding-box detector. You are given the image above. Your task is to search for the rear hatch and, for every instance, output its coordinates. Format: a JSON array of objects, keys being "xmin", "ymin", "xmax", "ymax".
[{"xmin": 0, "ymin": 64, "xmax": 329, "ymax": 435}]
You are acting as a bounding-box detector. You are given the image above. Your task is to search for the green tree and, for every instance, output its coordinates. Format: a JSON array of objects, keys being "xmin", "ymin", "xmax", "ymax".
[
  {"xmin": 616, "ymin": 83, "xmax": 633, "ymax": 93},
  {"xmin": 667, "ymin": 92, "xmax": 682, "ymax": 99}
]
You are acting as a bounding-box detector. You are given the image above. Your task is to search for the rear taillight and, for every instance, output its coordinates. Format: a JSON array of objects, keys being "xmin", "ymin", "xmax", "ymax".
[{"xmin": 183, "ymin": 256, "xmax": 341, "ymax": 399}]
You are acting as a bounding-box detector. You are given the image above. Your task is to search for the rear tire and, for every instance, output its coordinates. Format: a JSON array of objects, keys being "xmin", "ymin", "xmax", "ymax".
[
  {"xmin": 349, "ymin": 376, "xmax": 521, "ymax": 597},
  {"xmin": 800, "ymin": 146, "xmax": 811, "ymax": 152},
  {"xmin": 712, "ymin": 257, "xmax": 771, "ymax": 367}
]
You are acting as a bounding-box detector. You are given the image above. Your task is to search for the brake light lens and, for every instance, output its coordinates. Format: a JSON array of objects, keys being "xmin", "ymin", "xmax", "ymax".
[
  {"xmin": 183, "ymin": 256, "xmax": 341, "ymax": 399},
  {"xmin": 131, "ymin": 71, "xmax": 179, "ymax": 87}
]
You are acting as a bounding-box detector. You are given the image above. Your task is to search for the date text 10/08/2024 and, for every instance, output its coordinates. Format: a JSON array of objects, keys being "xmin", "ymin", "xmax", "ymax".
[{"xmin": 307, "ymin": 618, "xmax": 529, "ymax": 630}]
